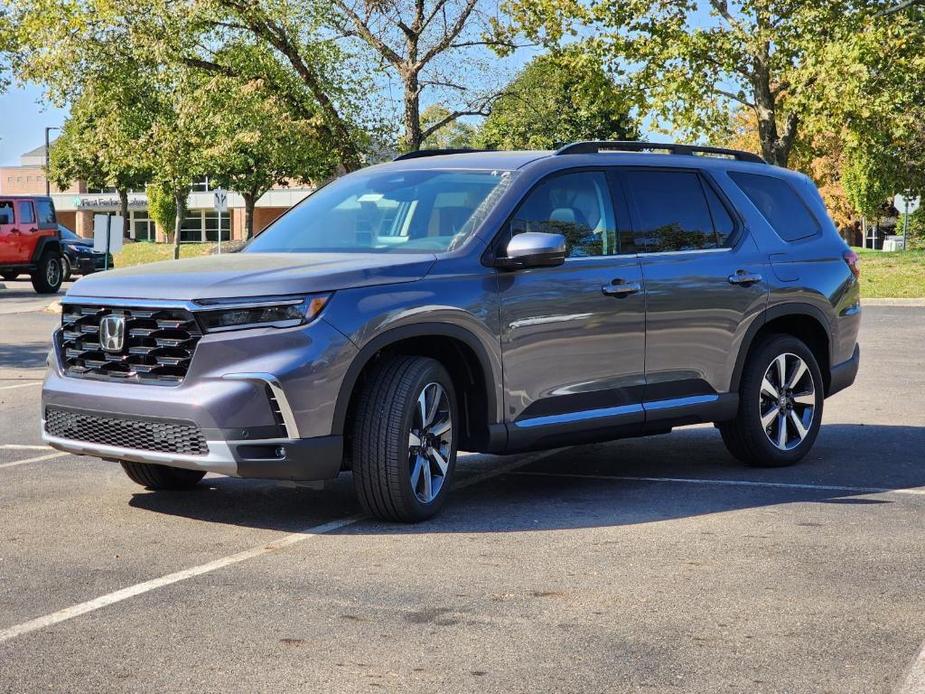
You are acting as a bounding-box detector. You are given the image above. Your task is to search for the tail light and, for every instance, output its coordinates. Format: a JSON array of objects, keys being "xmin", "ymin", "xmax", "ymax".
[{"xmin": 843, "ymin": 250, "xmax": 860, "ymax": 279}]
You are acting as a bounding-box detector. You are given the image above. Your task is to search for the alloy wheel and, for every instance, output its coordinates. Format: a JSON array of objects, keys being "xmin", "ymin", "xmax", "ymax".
[
  {"xmin": 47, "ymin": 257, "xmax": 61, "ymax": 286},
  {"xmin": 759, "ymin": 352, "xmax": 816, "ymax": 451},
  {"xmin": 407, "ymin": 382, "xmax": 452, "ymax": 503}
]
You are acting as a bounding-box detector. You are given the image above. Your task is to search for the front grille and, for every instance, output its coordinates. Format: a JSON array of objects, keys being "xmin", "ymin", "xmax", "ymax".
[
  {"xmin": 60, "ymin": 304, "xmax": 202, "ymax": 385},
  {"xmin": 45, "ymin": 407, "xmax": 209, "ymax": 456}
]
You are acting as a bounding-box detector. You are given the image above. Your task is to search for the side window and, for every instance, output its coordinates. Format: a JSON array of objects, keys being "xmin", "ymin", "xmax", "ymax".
[
  {"xmin": 510, "ymin": 171, "xmax": 618, "ymax": 258},
  {"xmin": 36, "ymin": 200, "xmax": 56, "ymax": 225},
  {"xmin": 622, "ymin": 170, "xmax": 724, "ymax": 253},
  {"xmin": 0, "ymin": 201, "xmax": 12, "ymax": 225},
  {"xmin": 16, "ymin": 201, "xmax": 35, "ymax": 225},
  {"xmin": 704, "ymin": 182, "xmax": 736, "ymax": 246},
  {"xmin": 729, "ymin": 172, "xmax": 820, "ymax": 242}
]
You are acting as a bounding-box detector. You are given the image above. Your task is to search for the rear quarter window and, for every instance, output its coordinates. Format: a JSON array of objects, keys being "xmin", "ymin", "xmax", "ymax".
[
  {"xmin": 36, "ymin": 199, "xmax": 56, "ymax": 225},
  {"xmin": 728, "ymin": 172, "xmax": 820, "ymax": 242}
]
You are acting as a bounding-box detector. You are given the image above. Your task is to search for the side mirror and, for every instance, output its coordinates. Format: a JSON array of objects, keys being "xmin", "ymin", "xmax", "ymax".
[{"xmin": 496, "ymin": 232, "xmax": 566, "ymax": 269}]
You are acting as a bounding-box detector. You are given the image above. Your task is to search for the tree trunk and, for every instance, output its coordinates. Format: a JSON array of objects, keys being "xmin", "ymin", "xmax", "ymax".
[
  {"xmin": 118, "ymin": 188, "xmax": 130, "ymax": 238},
  {"xmin": 752, "ymin": 51, "xmax": 798, "ymax": 167},
  {"xmin": 401, "ymin": 70, "xmax": 422, "ymax": 152},
  {"xmin": 243, "ymin": 191, "xmax": 256, "ymax": 239},
  {"xmin": 172, "ymin": 191, "xmax": 184, "ymax": 260}
]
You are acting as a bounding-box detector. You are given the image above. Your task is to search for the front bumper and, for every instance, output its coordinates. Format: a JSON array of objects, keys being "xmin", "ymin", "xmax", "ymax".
[
  {"xmin": 42, "ymin": 426, "xmax": 343, "ymax": 481},
  {"xmin": 42, "ymin": 309, "xmax": 357, "ymax": 480}
]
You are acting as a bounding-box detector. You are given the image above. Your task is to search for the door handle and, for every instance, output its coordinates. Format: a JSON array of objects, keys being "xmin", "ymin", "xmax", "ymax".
[
  {"xmin": 728, "ymin": 270, "xmax": 763, "ymax": 286},
  {"xmin": 601, "ymin": 279, "xmax": 641, "ymax": 297}
]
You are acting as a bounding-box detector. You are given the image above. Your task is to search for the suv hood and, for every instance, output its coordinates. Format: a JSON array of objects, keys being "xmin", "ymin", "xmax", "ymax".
[{"xmin": 66, "ymin": 252, "xmax": 437, "ymax": 301}]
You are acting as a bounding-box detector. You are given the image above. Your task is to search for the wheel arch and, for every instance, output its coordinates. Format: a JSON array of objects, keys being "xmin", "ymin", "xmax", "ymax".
[
  {"xmin": 732, "ymin": 304, "xmax": 833, "ymax": 395},
  {"xmin": 333, "ymin": 323, "xmax": 502, "ymax": 454},
  {"xmin": 31, "ymin": 236, "xmax": 63, "ymax": 263}
]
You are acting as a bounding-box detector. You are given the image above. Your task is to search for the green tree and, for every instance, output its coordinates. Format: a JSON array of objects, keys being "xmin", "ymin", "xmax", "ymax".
[
  {"xmin": 420, "ymin": 105, "xmax": 479, "ymax": 149},
  {"xmin": 501, "ymin": 0, "xmax": 918, "ymax": 166},
  {"xmin": 478, "ymin": 48, "xmax": 638, "ymax": 150},
  {"xmin": 190, "ymin": 59, "xmax": 339, "ymax": 239},
  {"xmin": 49, "ymin": 76, "xmax": 153, "ymax": 238}
]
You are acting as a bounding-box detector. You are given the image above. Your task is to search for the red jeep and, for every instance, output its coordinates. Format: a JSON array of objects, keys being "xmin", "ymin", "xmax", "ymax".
[{"xmin": 0, "ymin": 195, "xmax": 64, "ymax": 293}]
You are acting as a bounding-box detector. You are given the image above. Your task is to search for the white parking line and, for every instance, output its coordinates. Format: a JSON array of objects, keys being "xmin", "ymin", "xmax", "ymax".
[
  {"xmin": 0, "ymin": 452, "xmax": 67, "ymax": 469},
  {"xmin": 0, "ymin": 447, "xmax": 566, "ymax": 645},
  {"xmin": 0, "ymin": 381, "xmax": 42, "ymax": 391},
  {"xmin": 508, "ymin": 471, "xmax": 925, "ymax": 497},
  {"xmin": 897, "ymin": 640, "xmax": 925, "ymax": 693},
  {"xmin": 0, "ymin": 444, "xmax": 51, "ymax": 451}
]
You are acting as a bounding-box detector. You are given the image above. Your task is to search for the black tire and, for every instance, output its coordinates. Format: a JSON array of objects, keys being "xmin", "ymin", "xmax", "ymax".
[
  {"xmin": 720, "ymin": 334, "xmax": 824, "ymax": 467},
  {"xmin": 61, "ymin": 255, "xmax": 72, "ymax": 282},
  {"xmin": 351, "ymin": 355, "xmax": 458, "ymax": 522},
  {"xmin": 30, "ymin": 252, "xmax": 63, "ymax": 294},
  {"xmin": 120, "ymin": 461, "xmax": 206, "ymax": 490},
  {"xmin": 1, "ymin": 272, "xmax": 19, "ymax": 281}
]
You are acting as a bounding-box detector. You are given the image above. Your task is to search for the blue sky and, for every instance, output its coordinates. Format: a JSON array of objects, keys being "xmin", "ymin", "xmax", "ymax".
[{"xmin": 0, "ymin": 84, "xmax": 67, "ymax": 166}]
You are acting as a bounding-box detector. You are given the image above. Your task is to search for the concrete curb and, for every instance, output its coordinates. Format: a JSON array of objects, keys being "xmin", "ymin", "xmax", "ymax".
[{"xmin": 862, "ymin": 298, "xmax": 925, "ymax": 306}]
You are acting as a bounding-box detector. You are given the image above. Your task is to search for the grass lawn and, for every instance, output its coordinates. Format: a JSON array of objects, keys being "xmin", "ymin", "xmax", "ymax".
[
  {"xmin": 854, "ymin": 247, "xmax": 925, "ymax": 298},
  {"xmin": 113, "ymin": 242, "xmax": 217, "ymax": 268}
]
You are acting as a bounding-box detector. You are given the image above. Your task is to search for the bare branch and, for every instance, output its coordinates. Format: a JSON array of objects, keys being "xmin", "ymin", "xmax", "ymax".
[
  {"xmin": 713, "ymin": 87, "xmax": 755, "ymax": 108},
  {"xmin": 328, "ymin": 0, "xmax": 404, "ymax": 66},
  {"xmin": 418, "ymin": 0, "xmax": 479, "ymax": 67},
  {"xmin": 876, "ymin": 0, "xmax": 925, "ymax": 16}
]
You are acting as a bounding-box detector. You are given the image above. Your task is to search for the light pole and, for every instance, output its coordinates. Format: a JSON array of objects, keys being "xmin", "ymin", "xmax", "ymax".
[{"xmin": 44, "ymin": 126, "xmax": 61, "ymax": 196}]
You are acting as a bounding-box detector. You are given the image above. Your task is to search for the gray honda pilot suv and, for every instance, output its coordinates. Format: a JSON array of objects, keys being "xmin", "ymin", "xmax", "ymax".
[{"xmin": 42, "ymin": 141, "xmax": 861, "ymax": 522}]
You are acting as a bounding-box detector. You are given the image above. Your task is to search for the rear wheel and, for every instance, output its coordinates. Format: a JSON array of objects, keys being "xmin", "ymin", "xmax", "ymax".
[
  {"xmin": 30, "ymin": 252, "xmax": 63, "ymax": 294},
  {"xmin": 351, "ymin": 355, "xmax": 457, "ymax": 522},
  {"xmin": 720, "ymin": 334, "xmax": 824, "ymax": 467},
  {"xmin": 120, "ymin": 461, "xmax": 205, "ymax": 490}
]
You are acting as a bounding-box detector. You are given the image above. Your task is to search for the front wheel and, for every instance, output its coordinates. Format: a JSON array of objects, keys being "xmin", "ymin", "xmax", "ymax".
[
  {"xmin": 120, "ymin": 461, "xmax": 205, "ymax": 490},
  {"xmin": 31, "ymin": 252, "xmax": 63, "ymax": 294},
  {"xmin": 720, "ymin": 334, "xmax": 824, "ymax": 467},
  {"xmin": 61, "ymin": 255, "xmax": 73, "ymax": 282},
  {"xmin": 351, "ymin": 356, "xmax": 457, "ymax": 522}
]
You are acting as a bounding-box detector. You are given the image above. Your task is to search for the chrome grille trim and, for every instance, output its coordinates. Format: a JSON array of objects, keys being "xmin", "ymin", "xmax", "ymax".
[{"xmin": 60, "ymin": 304, "xmax": 203, "ymax": 385}]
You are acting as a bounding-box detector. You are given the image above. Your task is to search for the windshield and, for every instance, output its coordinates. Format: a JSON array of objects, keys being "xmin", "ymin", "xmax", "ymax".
[
  {"xmin": 245, "ymin": 168, "xmax": 515, "ymax": 254},
  {"xmin": 58, "ymin": 226, "xmax": 79, "ymax": 240}
]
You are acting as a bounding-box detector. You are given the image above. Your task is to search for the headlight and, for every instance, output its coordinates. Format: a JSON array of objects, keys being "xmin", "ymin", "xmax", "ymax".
[{"xmin": 196, "ymin": 295, "xmax": 330, "ymax": 333}]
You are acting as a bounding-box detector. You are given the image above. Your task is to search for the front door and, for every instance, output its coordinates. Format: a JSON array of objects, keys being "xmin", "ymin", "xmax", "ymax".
[
  {"xmin": 615, "ymin": 167, "xmax": 768, "ymax": 424},
  {"xmin": 497, "ymin": 169, "xmax": 646, "ymax": 446}
]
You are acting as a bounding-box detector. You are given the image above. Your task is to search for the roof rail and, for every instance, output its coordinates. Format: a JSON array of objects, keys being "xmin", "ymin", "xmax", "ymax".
[
  {"xmin": 393, "ymin": 148, "xmax": 491, "ymax": 161},
  {"xmin": 554, "ymin": 140, "xmax": 766, "ymax": 164}
]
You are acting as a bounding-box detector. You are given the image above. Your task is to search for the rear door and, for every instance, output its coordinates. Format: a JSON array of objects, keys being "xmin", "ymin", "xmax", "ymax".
[
  {"xmin": 0, "ymin": 200, "xmax": 16, "ymax": 264},
  {"xmin": 615, "ymin": 167, "xmax": 768, "ymax": 422},
  {"xmin": 497, "ymin": 169, "xmax": 646, "ymax": 443},
  {"xmin": 14, "ymin": 199, "xmax": 38, "ymax": 263}
]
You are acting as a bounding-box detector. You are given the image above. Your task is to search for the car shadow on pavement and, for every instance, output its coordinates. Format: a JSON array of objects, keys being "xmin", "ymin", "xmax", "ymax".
[
  {"xmin": 0, "ymin": 341, "xmax": 51, "ymax": 369},
  {"xmin": 127, "ymin": 423, "xmax": 925, "ymax": 535}
]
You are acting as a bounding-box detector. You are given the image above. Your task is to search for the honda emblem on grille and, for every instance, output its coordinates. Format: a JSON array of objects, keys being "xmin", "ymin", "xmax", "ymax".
[{"xmin": 100, "ymin": 314, "xmax": 126, "ymax": 353}]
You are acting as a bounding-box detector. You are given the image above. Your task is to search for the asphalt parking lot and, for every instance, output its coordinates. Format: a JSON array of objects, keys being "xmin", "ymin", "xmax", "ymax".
[{"xmin": 0, "ymin": 286, "xmax": 923, "ymax": 693}]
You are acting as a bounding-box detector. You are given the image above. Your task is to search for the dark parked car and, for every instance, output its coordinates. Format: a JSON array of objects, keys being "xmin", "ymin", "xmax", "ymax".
[
  {"xmin": 58, "ymin": 225, "xmax": 113, "ymax": 281},
  {"xmin": 42, "ymin": 141, "xmax": 861, "ymax": 522}
]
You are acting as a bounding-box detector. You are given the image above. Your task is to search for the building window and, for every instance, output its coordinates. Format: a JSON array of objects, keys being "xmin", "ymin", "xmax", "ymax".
[
  {"xmin": 131, "ymin": 210, "xmax": 155, "ymax": 241},
  {"xmin": 180, "ymin": 209, "xmax": 230, "ymax": 243},
  {"xmin": 86, "ymin": 187, "xmax": 117, "ymax": 194},
  {"xmin": 189, "ymin": 177, "xmax": 213, "ymax": 192}
]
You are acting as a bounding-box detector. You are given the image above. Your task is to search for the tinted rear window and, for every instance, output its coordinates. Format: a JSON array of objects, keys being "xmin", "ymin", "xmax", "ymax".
[
  {"xmin": 729, "ymin": 172, "xmax": 820, "ymax": 242},
  {"xmin": 622, "ymin": 170, "xmax": 730, "ymax": 252}
]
